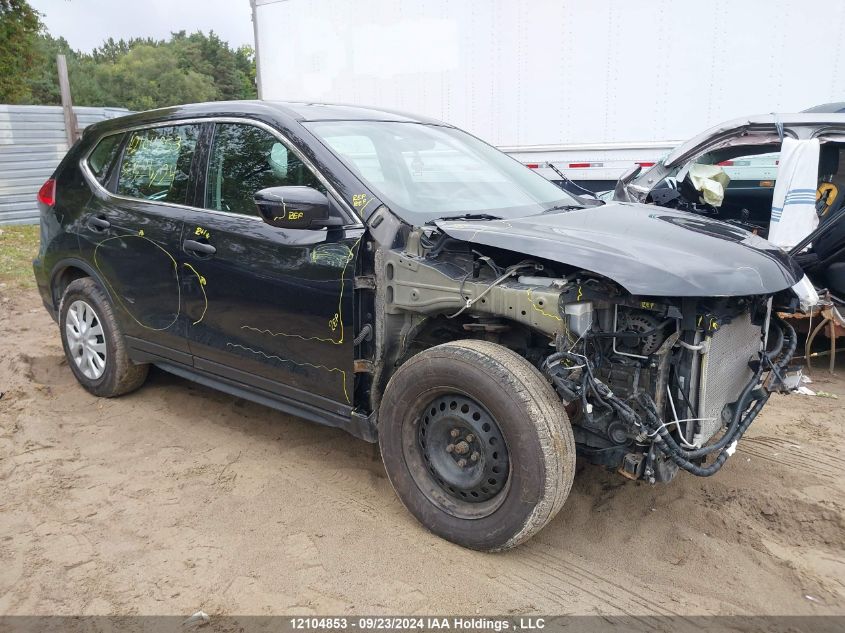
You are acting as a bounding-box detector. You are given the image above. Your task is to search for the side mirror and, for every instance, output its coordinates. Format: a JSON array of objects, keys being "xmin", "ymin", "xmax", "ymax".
[
  {"xmin": 613, "ymin": 163, "xmax": 643, "ymax": 202},
  {"xmin": 253, "ymin": 186, "xmax": 342, "ymax": 230}
]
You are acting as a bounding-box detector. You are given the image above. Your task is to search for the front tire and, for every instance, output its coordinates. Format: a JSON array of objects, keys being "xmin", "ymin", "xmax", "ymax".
[
  {"xmin": 59, "ymin": 277, "xmax": 148, "ymax": 397},
  {"xmin": 378, "ymin": 340, "xmax": 576, "ymax": 551}
]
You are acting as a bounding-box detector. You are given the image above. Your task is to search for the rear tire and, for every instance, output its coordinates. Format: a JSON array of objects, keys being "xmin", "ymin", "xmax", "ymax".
[
  {"xmin": 59, "ymin": 277, "xmax": 148, "ymax": 397},
  {"xmin": 378, "ymin": 339, "xmax": 576, "ymax": 551}
]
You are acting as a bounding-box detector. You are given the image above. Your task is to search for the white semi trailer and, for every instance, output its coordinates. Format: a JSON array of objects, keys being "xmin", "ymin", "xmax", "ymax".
[{"xmin": 251, "ymin": 0, "xmax": 845, "ymax": 190}]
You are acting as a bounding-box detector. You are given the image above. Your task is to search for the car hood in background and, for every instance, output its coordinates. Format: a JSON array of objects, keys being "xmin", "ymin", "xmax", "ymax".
[{"xmin": 435, "ymin": 203, "xmax": 803, "ymax": 297}]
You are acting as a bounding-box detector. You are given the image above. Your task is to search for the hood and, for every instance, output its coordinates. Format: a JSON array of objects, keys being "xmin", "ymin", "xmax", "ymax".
[{"xmin": 435, "ymin": 203, "xmax": 803, "ymax": 297}]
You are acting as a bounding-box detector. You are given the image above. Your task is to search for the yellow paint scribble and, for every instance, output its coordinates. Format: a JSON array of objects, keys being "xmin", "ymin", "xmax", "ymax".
[
  {"xmin": 527, "ymin": 288, "xmax": 562, "ymax": 322},
  {"xmin": 240, "ymin": 325, "xmax": 341, "ymax": 345},
  {"xmin": 242, "ymin": 237, "xmax": 361, "ymax": 346},
  {"xmin": 225, "ymin": 342, "xmax": 349, "ymax": 403},
  {"xmin": 310, "ymin": 243, "xmax": 353, "ymax": 266},
  {"xmin": 182, "ymin": 262, "xmax": 208, "ymax": 325},
  {"xmin": 352, "ymin": 193, "xmax": 375, "ymax": 214},
  {"xmin": 93, "ymin": 234, "xmax": 180, "ymax": 332}
]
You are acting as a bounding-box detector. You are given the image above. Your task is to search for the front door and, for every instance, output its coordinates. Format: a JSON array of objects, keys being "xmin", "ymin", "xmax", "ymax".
[
  {"xmin": 79, "ymin": 123, "xmax": 203, "ymax": 361},
  {"xmin": 180, "ymin": 121, "xmax": 360, "ymax": 414}
]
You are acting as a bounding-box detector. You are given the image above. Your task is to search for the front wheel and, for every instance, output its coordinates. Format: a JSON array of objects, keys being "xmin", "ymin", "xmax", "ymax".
[{"xmin": 378, "ymin": 340, "xmax": 576, "ymax": 551}]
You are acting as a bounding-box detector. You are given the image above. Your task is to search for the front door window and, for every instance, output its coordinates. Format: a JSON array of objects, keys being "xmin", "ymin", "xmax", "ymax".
[{"xmin": 204, "ymin": 123, "xmax": 325, "ymax": 216}]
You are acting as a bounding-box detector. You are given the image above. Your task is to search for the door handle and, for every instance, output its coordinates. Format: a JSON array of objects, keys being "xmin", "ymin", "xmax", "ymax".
[
  {"xmin": 183, "ymin": 239, "xmax": 216, "ymax": 256},
  {"xmin": 87, "ymin": 216, "xmax": 110, "ymax": 231}
]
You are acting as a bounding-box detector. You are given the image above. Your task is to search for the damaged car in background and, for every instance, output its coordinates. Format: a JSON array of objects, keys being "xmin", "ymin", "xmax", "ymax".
[
  {"xmin": 34, "ymin": 102, "xmax": 815, "ymax": 552},
  {"xmin": 610, "ymin": 113, "xmax": 845, "ymax": 312}
]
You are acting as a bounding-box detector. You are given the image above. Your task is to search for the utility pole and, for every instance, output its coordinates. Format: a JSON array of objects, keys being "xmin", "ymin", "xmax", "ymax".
[
  {"xmin": 249, "ymin": 0, "xmax": 263, "ymax": 99},
  {"xmin": 56, "ymin": 54, "xmax": 80, "ymax": 146}
]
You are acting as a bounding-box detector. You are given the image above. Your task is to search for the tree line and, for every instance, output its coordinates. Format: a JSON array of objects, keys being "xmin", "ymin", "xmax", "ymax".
[{"xmin": 0, "ymin": 0, "xmax": 257, "ymax": 110}]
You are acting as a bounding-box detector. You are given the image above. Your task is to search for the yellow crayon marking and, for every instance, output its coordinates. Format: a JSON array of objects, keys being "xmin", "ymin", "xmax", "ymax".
[
  {"xmin": 310, "ymin": 243, "xmax": 352, "ymax": 266},
  {"xmin": 527, "ymin": 288, "xmax": 562, "ymax": 322},
  {"xmin": 241, "ymin": 237, "xmax": 361, "ymax": 346},
  {"xmin": 352, "ymin": 193, "xmax": 375, "ymax": 213},
  {"xmin": 233, "ymin": 238, "xmax": 361, "ymax": 404},
  {"xmin": 240, "ymin": 326, "xmax": 341, "ymax": 345},
  {"xmin": 226, "ymin": 342, "xmax": 350, "ymax": 403},
  {"xmin": 182, "ymin": 262, "xmax": 208, "ymax": 325},
  {"xmin": 93, "ymin": 234, "xmax": 180, "ymax": 331}
]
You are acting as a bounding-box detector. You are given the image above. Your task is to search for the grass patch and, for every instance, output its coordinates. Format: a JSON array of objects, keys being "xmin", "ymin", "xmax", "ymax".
[{"xmin": 0, "ymin": 224, "xmax": 40, "ymax": 289}]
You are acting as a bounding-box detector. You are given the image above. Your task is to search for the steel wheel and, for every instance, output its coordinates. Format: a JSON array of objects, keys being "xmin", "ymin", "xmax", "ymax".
[
  {"xmin": 380, "ymin": 340, "xmax": 576, "ymax": 550},
  {"xmin": 65, "ymin": 299, "xmax": 107, "ymax": 380},
  {"xmin": 404, "ymin": 391, "xmax": 511, "ymax": 519}
]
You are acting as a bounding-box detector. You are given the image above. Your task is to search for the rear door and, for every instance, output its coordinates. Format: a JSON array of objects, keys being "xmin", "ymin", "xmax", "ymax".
[
  {"xmin": 179, "ymin": 120, "xmax": 361, "ymax": 414},
  {"xmin": 78, "ymin": 123, "xmax": 202, "ymax": 362}
]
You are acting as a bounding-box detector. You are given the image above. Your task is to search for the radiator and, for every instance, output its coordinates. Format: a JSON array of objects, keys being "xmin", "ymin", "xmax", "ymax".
[{"xmin": 696, "ymin": 311, "xmax": 763, "ymax": 443}]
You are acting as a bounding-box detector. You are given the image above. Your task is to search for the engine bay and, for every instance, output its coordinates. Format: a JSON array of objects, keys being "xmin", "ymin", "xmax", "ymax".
[{"xmin": 374, "ymin": 226, "xmax": 798, "ymax": 483}]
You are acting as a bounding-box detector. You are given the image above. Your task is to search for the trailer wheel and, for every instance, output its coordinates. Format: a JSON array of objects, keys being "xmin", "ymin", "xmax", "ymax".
[{"xmin": 378, "ymin": 340, "xmax": 576, "ymax": 551}]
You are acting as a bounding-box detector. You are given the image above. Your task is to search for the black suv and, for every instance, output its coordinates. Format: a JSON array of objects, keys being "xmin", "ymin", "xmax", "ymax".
[{"xmin": 34, "ymin": 101, "xmax": 810, "ymax": 551}]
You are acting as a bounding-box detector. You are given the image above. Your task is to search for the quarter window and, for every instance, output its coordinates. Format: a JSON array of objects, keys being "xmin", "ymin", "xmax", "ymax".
[
  {"xmin": 87, "ymin": 133, "xmax": 124, "ymax": 183},
  {"xmin": 117, "ymin": 125, "xmax": 200, "ymax": 204},
  {"xmin": 205, "ymin": 123, "xmax": 325, "ymax": 215}
]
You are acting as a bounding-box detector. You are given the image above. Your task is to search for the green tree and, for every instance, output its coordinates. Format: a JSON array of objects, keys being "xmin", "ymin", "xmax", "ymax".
[
  {"xmin": 26, "ymin": 33, "xmax": 74, "ymax": 104},
  {"xmin": 0, "ymin": 0, "xmax": 43, "ymax": 103},
  {"xmin": 234, "ymin": 45, "xmax": 257, "ymax": 98},
  {"xmin": 93, "ymin": 44, "xmax": 217, "ymax": 111},
  {"xmin": 15, "ymin": 25, "xmax": 257, "ymax": 109},
  {"xmin": 91, "ymin": 36, "xmax": 160, "ymax": 63},
  {"xmin": 171, "ymin": 30, "xmax": 256, "ymax": 101}
]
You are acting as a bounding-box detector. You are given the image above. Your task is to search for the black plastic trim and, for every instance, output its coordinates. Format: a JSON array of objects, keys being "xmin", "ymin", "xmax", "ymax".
[
  {"xmin": 126, "ymin": 336, "xmax": 194, "ymax": 366},
  {"xmin": 193, "ymin": 356, "xmax": 350, "ymax": 418},
  {"xmin": 152, "ymin": 359, "xmax": 376, "ymax": 442}
]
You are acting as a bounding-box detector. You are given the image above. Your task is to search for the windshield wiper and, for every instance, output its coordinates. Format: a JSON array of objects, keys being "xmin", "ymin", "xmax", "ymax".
[
  {"xmin": 428, "ymin": 213, "xmax": 503, "ymax": 224},
  {"xmin": 541, "ymin": 204, "xmax": 583, "ymax": 213}
]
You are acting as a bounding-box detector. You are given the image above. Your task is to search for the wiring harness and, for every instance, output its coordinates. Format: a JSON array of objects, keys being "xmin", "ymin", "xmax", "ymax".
[{"xmin": 543, "ymin": 315, "xmax": 797, "ymax": 478}]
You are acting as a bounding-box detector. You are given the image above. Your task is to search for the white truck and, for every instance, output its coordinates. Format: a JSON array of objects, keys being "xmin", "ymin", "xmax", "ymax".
[{"xmin": 251, "ymin": 0, "xmax": 845, "ymax": 190}]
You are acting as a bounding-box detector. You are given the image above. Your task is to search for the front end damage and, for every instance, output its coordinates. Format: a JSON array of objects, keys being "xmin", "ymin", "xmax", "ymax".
[{"xmin": 363, "ymin": 208, "xmax": 800, "ymax": 483}]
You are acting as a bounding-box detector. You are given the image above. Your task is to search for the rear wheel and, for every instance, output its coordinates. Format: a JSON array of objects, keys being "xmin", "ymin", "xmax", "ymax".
[
  {"xmin": 378, "ymin": 340, "xmax": 576, "ymax": 551},
  {"xmin": 59, "ymin": 277, "xmax": 148, "ymax": 397}
]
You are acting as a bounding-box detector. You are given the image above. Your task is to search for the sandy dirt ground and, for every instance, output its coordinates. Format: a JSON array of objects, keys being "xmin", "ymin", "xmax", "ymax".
[{"xmin": 1, "ymin": 286, "xmax": 843, "ymax": 617}]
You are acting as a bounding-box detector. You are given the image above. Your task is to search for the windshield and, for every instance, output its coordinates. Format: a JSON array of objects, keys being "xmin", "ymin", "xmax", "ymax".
[{"xmin": 304, "ymin": 121, "xmax": 580, "ymax": 224}]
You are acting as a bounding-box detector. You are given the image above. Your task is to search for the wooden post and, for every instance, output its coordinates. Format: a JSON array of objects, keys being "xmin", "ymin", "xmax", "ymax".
[{"xmin": 56, "ymin": 54, "xmax": 80, "ymax": 146}]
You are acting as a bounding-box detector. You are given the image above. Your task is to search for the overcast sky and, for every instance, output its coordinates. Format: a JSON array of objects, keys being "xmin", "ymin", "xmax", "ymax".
[{"xmin": 29, "ymin": 0, "xmax": 255, "ymax": 52}]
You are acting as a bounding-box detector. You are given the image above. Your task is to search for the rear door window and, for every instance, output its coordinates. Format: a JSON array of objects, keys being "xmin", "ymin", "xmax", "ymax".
[
  {"xmin": 87, "ymin": 133, "xmax": 124, "ymax": 183},
  {"xmin": 117, "ymin": 124, "xmax": 201, "ymax": 204},
  {"xmin": 204, "ymin": 122, "xmax": 326, "ymax": 216}
]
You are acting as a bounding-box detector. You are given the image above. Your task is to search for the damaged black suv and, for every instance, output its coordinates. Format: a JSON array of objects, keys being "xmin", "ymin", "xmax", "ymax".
[{"xmin": 33, "ymin": 102, "xmax": 814, "ymax": 551}]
